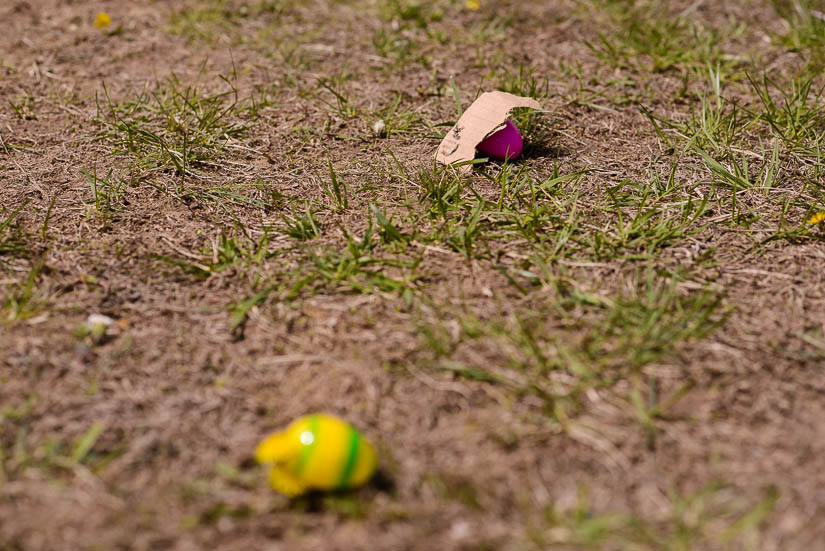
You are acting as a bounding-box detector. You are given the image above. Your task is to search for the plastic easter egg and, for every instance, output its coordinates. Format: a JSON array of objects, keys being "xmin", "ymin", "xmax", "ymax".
[
  {"xmin": 255, "ymin": 413, "xmax": 378, "ymax": 497},
  {"xmin": 476, "ymin": 119, "xmax": 523, "ymax": 161}
]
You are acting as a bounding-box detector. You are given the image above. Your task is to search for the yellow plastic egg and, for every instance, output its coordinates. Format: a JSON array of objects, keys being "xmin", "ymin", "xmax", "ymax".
[{"xmin": 255, "ymin": 413, "xmax": 378, "ymax": 497}]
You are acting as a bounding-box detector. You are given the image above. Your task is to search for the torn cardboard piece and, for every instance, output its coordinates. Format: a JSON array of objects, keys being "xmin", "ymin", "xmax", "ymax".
[{"xmin": 436, "ymin": 91, "xmax": 541, "ymax": 170}]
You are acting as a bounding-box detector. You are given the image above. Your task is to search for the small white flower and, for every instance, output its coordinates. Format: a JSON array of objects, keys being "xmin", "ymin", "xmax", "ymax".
[
  {"xmin": 86, "ymin": 314, "xmax": 114, "ymax": 328},
  {"xmin": 82, "ymin": 314, "xmax": 115, "ymax": 344}
]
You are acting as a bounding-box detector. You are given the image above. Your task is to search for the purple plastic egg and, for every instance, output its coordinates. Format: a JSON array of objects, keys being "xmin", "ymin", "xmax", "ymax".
[{"xmin": 477, "ymin": 119, "xmax": 523, "ymax": 161}]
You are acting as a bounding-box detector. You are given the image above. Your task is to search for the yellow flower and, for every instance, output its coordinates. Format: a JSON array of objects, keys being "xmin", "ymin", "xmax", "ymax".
[
  {"xmin": 807, "ymin": 211, "xmax": 825, "ymax": 225},
  {"xmin": 466, "ymin": 0, "xmax": 480, "ymax": 10},
  {"xmin": 94, "ymin": 12, "xmax": 111, "ymax": 29}
]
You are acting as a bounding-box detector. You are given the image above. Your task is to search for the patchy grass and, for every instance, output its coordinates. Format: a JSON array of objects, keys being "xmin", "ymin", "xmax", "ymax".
[
  {"xmin": 95, "ymin": 74, "xmax": 251, "ymax": 185},
  {"xmin": 581, "ymin": 0, "xmax": 743, "ymax": 75},
  {"xmin": 772, "ymin": 0, "xmax": 825, "ymax": 69},
  {"xmin": 2, "ymin": 0, "xmax": 824, "ymax": 549},
  {"xmin": 0, "ymin": 202, "xmax": 29, "ymax": 262},
  {"xmin": 417, "ymin": 268, "xmax": 725, "ymax": 422},
  {"xmin": 527, "ymin": 483, "xmax": 779, "ymax": 550}
]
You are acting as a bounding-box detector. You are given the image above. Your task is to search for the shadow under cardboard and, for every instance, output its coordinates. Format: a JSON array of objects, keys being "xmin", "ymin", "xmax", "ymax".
[
  {"xmin": 474, "ymin": 141, "xmax": 570, "ymax": 171},
  {"xmin": 522, "ymin": 142, "xmax": 569, "ymax": 160}
]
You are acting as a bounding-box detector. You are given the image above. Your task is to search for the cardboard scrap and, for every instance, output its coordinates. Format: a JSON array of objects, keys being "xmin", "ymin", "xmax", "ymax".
[{"xmin": 436, "ymin": 91, "xmax": 541, "ymax": 170}]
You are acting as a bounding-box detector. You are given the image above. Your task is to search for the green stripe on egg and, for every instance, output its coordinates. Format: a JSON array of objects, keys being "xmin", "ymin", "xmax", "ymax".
[{"xmin": 337, "ymin": 426, "xmax": 361, "ymax": 490}]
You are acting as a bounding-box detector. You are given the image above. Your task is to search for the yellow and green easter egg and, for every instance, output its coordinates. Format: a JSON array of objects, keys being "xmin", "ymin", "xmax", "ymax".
[{"xmin": 255, "ymin": 413, "xmax": 378, "ymax": 497}]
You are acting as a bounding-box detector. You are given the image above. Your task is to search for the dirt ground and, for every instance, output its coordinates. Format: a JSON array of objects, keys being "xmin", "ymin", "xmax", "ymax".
[{"xmin": 2, "ymin": 0, "xmax": 825, "ymax": 550}]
